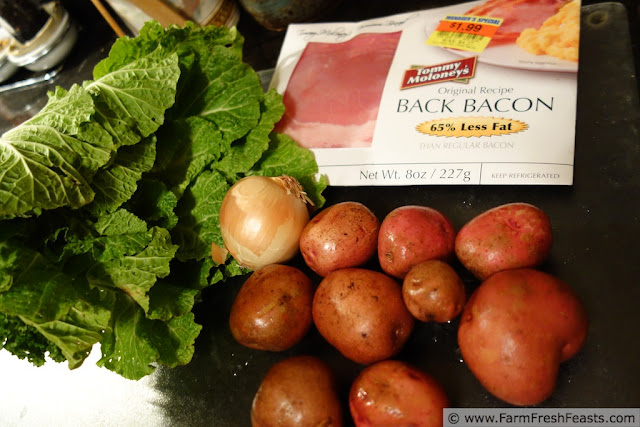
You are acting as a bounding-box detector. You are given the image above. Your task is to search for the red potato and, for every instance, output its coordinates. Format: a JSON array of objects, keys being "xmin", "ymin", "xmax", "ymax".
[
  {"xmin": 378, "ymin": 205, "xmax": 456, "ymax": 279},
  {"xmin": 300, "ymin": 201, "xmax": 380, "ymax": 277},
  {"xmin": 455, "ymin": 202, "xmax": 553, "ymax": 280},
  {"xmin": 402, "ymin": 260, "xmax": 466, "ymax": 322},
  {"xmin": 458, "ymin": 268, "xmax": 588, "ymax": 406},
  {"xmin": 229, "ymin": 264, "xmax": 313, "ymax": 351},
  {"xmin": 349, "ymin": 360, "xmax": 449, "ymax": 427},
  {"xmin": 312, "ymin": 268, "xmax": 414, "ymax": 364},
  {"xmin": 251, "ymin": 356, "xmax": 343, "ymax": 426}
]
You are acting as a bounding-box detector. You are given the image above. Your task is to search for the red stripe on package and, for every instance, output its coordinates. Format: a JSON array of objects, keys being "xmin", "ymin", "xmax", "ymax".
[{"xmin": 402, "ymin": 57, "xmax": 477, "ymax": 89}]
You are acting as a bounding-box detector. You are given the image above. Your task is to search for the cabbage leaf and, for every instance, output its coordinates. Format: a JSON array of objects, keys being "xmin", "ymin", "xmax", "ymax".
[{"xmin": 0, "ymin": 21, "xmax": 326, "ymax": 380}]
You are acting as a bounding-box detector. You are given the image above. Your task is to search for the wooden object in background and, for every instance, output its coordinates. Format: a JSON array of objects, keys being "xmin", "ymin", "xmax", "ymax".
[
  {"xmin": 126, "ymin": 0, "xmax": 188, "ymax": 27},
  {"xmin": 89, "ymin": 0, "xmax": 127, "ymax": 37}
]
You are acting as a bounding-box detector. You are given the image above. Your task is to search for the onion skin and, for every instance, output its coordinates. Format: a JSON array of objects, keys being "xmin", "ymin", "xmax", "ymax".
[
  {"xmin": 219, "ymin": 175, "xmax": 310, "ymax": 270},
  {"xmin": 210, "ymin": 242, "xmax": 228, "ymax": 264}
]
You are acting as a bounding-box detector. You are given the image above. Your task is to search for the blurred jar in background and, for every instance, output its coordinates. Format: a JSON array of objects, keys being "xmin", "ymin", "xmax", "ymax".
[
  {"xmin": 2, "ymin": 1, "xmax": 78, "ymax": 72},
  {"xmin": 238, "ymin": 0, "xmax": 343, "ymax": 31},
  {"xmin": 0, "ymin": 0, "xmax": 50, "ymax": 43},
  {"xmin": 0, "ymin": 0, "xmax": 51, "ymax": 82}
]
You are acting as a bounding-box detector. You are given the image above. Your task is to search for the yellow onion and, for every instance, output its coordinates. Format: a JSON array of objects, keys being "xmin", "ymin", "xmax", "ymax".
[{"xmin": 218, "ymin": 175, "xmax": 312, "ymax": 270}]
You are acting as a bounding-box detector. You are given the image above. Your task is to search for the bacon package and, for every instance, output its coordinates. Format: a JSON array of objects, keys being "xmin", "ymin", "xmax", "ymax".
[
  {"xmin": 271, "ymin": 0, "xmax": 581, "ymax": 186},
  {"xmin": 276, "ymin": 32, "xmax": 402, "ymax": 149},
  {"xmin": 464, "ymin": 0, "xmax": 572, "ymax": 45}
]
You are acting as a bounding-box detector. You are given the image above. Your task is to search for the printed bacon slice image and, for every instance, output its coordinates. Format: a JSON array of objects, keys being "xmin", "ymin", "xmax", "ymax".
[
  {"xmin": 464, "ymin": 0, "xmax": 571, "ymax": 45},
  {"xmin": 276, "ymin": 32, "xmax": 402, "ymax": 149}
]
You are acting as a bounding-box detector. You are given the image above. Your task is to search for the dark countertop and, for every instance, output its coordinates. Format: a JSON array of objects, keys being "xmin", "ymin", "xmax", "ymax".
[{"xmin": 1, "ymin": 1, "xmax": 639, "ymax": 426}]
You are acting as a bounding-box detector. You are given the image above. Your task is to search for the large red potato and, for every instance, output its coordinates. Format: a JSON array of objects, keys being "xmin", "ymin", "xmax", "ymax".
[
  {"xmin": 378, "ymin": 205, "xmax": 456, "ymax": 279},
  {"xmin": 458, "ymin": 268, "xmax": 588, "ymax": 406},
  {"xmin": 300, "ymin": 201, "xmax": 380, "ymax": 277},
  {"xmin": 455, "ymin": 202, "xmax": 553, "ymax": 280},
  {"xmin": 229, "ymin": 264, "xmax": 313, "ymax": 351},
  {"xmin": 312, "ymin": 268, "xmax": 414, "ymax": 364},
  {"xmin": 349, "ymin": 360, "xmax": 449, "ymax": 427},
  {"xmin": 251, "ymin": 356, "xmax": 343, "ymax": 426}
]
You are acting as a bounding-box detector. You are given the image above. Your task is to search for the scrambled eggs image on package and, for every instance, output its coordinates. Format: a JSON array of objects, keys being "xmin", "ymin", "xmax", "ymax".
[{"xmin": 516, "ymin": 0, "xmax": 580, "ymax": 62}]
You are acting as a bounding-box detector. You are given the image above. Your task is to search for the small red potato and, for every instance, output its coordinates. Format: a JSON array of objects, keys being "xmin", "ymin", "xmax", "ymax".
[
  {"xmin": 458, "ymin": 268, "xmax": 588, "ymax": 406},
  {"xmin": 312, "ymin": 268, "xmax": 414, "ymax": 364},
  {"xmin": 251, "ymin": 355, "xmax": 343, "ymax": 426},
  {"xmin": 349, "ymin": 360, "xmax": 449, "ymax": 427},
  {"xmin": 402, "ymin": 260, "xmax": 466, "ymax": 322},
  {"xmin": 229, "ymin": 264, "xmax": 313, "ymax": 351},
  {"xmin": 378, "ymin": 205, "xmax": 456, "ymax": 279},
  {"xmin": 300, "ymin": 201, "xmax": 380, "ymax": 277},
  {"xmin": 455, "ymin": 202, "xmax": 553, "ymax": 280}
]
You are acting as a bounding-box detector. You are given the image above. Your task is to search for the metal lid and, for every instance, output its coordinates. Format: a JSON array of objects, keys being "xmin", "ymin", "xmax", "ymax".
[
  {"xmin": 0, "ymin": 37, "xmax": 18, "ymax": 82},
  {"xmin": 7, "ymin": 2, "xmax": 71, "ymax": 68}
]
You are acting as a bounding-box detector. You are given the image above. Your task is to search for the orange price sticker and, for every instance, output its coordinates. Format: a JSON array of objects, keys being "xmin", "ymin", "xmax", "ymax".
[{"xmin": 427, "ymin": 15, "xmax": 503, "ymax": 53}]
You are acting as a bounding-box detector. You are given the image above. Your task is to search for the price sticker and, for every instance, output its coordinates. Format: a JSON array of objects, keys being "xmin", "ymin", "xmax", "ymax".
[{"xmin": 426, "ymin": 15, "xmax": 503, "ymax": 53}]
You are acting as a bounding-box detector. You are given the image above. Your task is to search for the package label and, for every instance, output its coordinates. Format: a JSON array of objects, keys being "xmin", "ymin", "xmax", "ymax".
[
  {"xmin": 271, "ymin": 0, "xmax": 581, "ymax": 186},
  {"xmin": 426, "ymin": 15, "xmax": 503, "ymax": 52}
]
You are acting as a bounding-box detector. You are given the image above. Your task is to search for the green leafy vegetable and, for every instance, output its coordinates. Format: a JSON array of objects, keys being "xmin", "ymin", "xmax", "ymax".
[
  {"xmin": 0, "ymin": 86, "xmax": 113, "ymax": 217},
  {"xmin": 89, "ymin": 136, "xmax": 158, "ymax": 215},
  {"xmin": 0, "ymin": 21, "xmax": 326, "ymax": 380}
]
